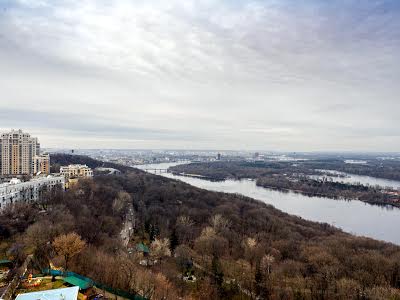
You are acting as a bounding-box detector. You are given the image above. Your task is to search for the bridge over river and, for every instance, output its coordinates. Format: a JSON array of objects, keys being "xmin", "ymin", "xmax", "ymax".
[{"xmin": 141, "ymin": 168, "xmax": 169, "ymax": 174}]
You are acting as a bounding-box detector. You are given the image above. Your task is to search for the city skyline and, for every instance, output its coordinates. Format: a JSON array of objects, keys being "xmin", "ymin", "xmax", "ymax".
[{"xmin": 1, "ymin": 1, "xmax": 399, "ymax": 151}]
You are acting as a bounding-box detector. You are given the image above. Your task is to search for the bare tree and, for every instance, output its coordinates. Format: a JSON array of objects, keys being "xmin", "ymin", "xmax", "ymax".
[
  {"xmin": 113, "ymin": 191, "xmax": 132, "ymax": 215},
  {"xmin": 177, "ymin": 215, "xmax": 195, "ymax": 227},
  {"xmin": 151, "ymin": 238, "xmax": 172, "ymax": 260},
  {"xmin": 176, "ymin": 215, "xmax": 195, "ymax": 244},
  {"xmin": 243, "ymin": 237, "xmax": 258, "ymax": 268},
  {"xmin": 261, "ymin": 254, "xmax": 275, "ymax": 275},
  {"xmin": 52, "ymin": 232, "xmax": 86, "ymax": 269},
  {"xmin": 210, "ymin": 214, "xmax": 231, "ymax": 234}
]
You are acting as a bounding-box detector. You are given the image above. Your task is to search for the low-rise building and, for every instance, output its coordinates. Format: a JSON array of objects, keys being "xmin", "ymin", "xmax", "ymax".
[
  {"xmin": 60, "ymin": 164, "xmax": 93, "ymax": 180},
  {"xmin": 15, "ymin": 286, "xmax": 79, "ymax": 300},
  {"xmin": 0, "ymin": 175, "xmax": 65, "ymax": 210}
]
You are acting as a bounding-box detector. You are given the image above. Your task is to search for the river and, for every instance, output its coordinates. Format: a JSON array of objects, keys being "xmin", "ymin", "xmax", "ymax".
[{"xmin": 135, "ymin": 162, "xmax": 400, "ymax": 245}]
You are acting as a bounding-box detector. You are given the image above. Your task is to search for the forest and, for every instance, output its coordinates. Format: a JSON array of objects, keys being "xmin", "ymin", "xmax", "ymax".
[
  {"xmin": 169, "ymin": 161, "xmax": 308, "ymax": 181},
  {"xmin": 2, "ymin": 155, "xmax": 400, "ymax": 299},
  {"xmin": 170, "ymin": 159, "xmax": 400, "ymax": 182}
]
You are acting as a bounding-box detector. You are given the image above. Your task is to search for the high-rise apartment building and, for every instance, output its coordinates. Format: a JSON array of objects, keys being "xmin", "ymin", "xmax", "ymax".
[
  {"xmin": 0, "ymin": 129, "xmax": 41, "ymax": 175},
  {"xmin": 34, "ymin": 154, "xmax": 50, "ymax": 175}
]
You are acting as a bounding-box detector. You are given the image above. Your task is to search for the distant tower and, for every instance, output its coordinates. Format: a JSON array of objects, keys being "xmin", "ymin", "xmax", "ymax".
[
  {"xmin": 217, "ymin": 153, "xmax": 221, "ymax": 160},
  {"xmin": 71, "ymin": 149, "xmax": 75, "ymax": 154}
]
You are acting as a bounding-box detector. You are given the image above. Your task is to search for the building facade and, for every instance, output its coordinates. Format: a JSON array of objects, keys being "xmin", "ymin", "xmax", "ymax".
[
  {"xmin": 34, "ymin": 154, "xmax": 50, "ymax": 174},
  {"xmin": 0, "ymin": 175, "xmax": 65, "ymax": 210},
  {"xmin": 60, "ymin": 164, "xmax": 93, "ymax": 179},
  {"xmin": 0, "ymin": 129, "xmax": 41, "ymax": 176}
]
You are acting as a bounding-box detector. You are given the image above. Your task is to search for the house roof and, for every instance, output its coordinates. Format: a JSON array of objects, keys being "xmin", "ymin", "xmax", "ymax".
[
  {"xmin": 15, "ymin": 286, "xmax": 79, "ymax": 300},
  {"xmin": 136, "ymin": 243, "xmax": 150, "ymax": 253},
  {"xmin": 63, "ymin": 276, "xmax": 93, "ymax": 290},
  {"xmin": 0, "ymin": 259, "xmax": 12, "ymax": 267}
]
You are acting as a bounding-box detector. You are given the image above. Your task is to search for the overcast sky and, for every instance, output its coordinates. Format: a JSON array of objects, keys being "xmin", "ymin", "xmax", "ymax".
[{"xmin": 0, "ymin": 0, "xmax": 399, "ymax": 151}]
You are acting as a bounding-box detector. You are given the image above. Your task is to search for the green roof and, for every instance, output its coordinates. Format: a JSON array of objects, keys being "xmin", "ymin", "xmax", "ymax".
[
  {"xmin": 63, "ymin": 276, "xmax": 92, "ymax": 290},
  {"xmin": 0, "ymin": 259, "xmax": 12, "ymax": 266},
  {"xmin": 136, "ymin": 243, "xmax": 150, "ymax": 253}
]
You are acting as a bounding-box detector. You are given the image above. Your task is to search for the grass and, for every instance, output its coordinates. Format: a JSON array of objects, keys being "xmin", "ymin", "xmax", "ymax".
[{"xmin": 16, "ymin": 277, "xmax": 66, "ymax": 294}]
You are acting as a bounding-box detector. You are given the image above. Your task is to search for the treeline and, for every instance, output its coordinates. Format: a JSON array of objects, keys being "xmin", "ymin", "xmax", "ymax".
[
  {"xmin": 170, "ymin": 159, "xmax": 400, "ymax": 182},
  {"xmin": 49, "ymin": 153, "xmax": 135, "ymax": 174},
  {"xmin": 2, "ymin": 155, "xmax": 400, "ymax": 298},
  {"xmin": 256, "ymin": 175, "xmax": 397, "ymax": 206},
  {"xmin": 303, "ymin": 159, "xmax": 400, "ymax": 182},
  {"xmin": 169, "ymin": 161, "xmax": 313, "ymax": 181}
]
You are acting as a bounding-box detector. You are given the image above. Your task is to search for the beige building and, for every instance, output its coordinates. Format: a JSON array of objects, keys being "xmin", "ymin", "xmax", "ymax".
[
  {"xmin": 60, "ymin": 164, "xmax": 93, "ymax": 179},
  {"xmin": 0, "ymin": 129, "xmax": 40, "ymax": 176},
  {"xmin": 34, "ymin": 154, "xmax": 50, "ymax": 175}
]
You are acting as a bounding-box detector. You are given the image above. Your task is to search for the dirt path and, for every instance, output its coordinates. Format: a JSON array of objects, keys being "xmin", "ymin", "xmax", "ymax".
[{"xmin": 120, "ymin": 205, "xmax": 134, "ymax": 247}]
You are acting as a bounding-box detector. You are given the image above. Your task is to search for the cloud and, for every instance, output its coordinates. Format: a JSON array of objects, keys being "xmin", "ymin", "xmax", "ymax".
[
  {"xmin": 0, "ymin": 108, "xmax": 205, "ymax": 141},
  {"xmin": 0, "ymin": 0, "xmax": 399, "ymax": 150}
]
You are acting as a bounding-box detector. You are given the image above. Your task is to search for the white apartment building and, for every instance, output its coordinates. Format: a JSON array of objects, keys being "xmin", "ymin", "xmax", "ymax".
[
  {"xmin": 0, "ymin": 175, "xmax": 65, "ymax": 210},
  {"xmin": 0, "ymin": 129, "xmax": 41, "ymax": 175},
  {"xmin": 60, "ymin": 164, "xmax": 93, "ymax": 179}
]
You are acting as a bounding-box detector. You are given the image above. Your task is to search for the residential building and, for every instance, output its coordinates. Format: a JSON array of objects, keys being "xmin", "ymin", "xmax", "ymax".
[
  {"xmin": 60, "ymin": 164, "xmax": 93, "ymax": 179},
  {"xmin": 15, "ymin": 286, "xmax": 79, "ymax": 300},
  {"xmin": 0, "ymin": 175, "xmax": 65, "ymax": 210},
  {"xmin": 34, "ymin": 154, "xmax": 50, "ymax": 174},
  {"xmin": 0, "ymin": 129, "xmax": 40, "ymax": 176}
]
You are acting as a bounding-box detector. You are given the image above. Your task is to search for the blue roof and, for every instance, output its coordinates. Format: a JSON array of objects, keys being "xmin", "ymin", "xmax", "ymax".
[
  {"xmin": 15, "ymin": 286, "xmax": 79, "ymax": 300},
  {"xmin": 0, "ymin": 259, "xmax": 12, "ymax": 266},
  {"xmin": 136, "ymin": 243, "xmax": 150, "ymax": 253},
  {"xmin": 63, "ymin": 276, "xmax": 92, "ymax": 289}
]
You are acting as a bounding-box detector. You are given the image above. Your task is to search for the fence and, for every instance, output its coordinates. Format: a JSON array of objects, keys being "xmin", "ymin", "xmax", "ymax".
[{"xmin": 0, "ymin": 255, "xmax": 33, "ymax": 300}]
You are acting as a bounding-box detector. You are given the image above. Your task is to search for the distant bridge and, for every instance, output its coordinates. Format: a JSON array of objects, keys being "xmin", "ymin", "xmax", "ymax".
[{"xmin": 143, "ymin": 168, "xmax": 169, "ymax": 174}]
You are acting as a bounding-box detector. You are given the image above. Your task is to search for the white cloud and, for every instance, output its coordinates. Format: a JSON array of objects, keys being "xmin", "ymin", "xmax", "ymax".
[{"xmin": 0, "ymin": 0, "xmax": 399, "ymax": 150}]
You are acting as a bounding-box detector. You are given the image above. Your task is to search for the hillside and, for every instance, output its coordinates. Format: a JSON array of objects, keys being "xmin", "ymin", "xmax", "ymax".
[{"xmin": 1, "ymin": 155, "xmax": 400, "ymax": 299}]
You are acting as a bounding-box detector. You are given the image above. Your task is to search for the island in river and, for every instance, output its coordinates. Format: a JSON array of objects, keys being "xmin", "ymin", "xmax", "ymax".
[{"xmin": 169, "ymin": 161, "xmax": 400, "ymax": 207}]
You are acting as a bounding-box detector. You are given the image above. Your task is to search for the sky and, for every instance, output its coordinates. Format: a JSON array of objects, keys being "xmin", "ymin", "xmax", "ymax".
[{"xmin": 0, "ymin": 0, "xmax": 399, "ymax": 151}]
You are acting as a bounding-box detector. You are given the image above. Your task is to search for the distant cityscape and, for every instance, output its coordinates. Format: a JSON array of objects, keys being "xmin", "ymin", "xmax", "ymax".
[{"xmin": 45, "ymin": 148, "xmax": 400, "ymax": 168}]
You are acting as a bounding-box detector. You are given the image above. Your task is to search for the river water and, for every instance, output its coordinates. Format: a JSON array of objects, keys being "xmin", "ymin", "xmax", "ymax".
[{"xmin": 135, "ymin": 162, "xmax": 400, "ymax": 245}]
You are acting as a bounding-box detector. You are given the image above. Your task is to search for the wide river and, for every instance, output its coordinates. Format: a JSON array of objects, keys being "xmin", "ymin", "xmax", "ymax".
[{"xmin": 135, "ymin": 162, "xmax": 400, "ymax": 245}]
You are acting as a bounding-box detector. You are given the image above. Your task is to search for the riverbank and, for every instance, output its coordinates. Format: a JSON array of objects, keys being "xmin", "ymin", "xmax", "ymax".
[
  {"xmin": 170, "ymin": 162, "xmax": 400, "ymax": 208},
  {"xmin": 256, "ymin": 176, "xmax": 400, "ymax": 208},
  {"xmin": 255, "ymin": 182, "xmax": 400, "ymax": 208},
  {"xmin": 136, "ymin": 161, "xmax": 400, "ymax": 245},
  {"xmin": 44, "ymin": 154, "xmax": 400, "ymax": 298}
]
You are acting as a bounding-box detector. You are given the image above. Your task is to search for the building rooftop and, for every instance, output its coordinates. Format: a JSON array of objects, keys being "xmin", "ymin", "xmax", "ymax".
[
  {"xmin": 0, "ymin": 175, "xmax": 63, "ymax": 189},
  {"xmin": 15, "ymin": 286, "xmax": 79, "ymax": 300},
  {"xmin": 60, "ymin": 165, "xmax": 90, "ymax": 168},
  {"xmin": 63, "ymin": 276, "xmax": 92, "ymax": 290},
  {"xmin": 136, "ymin": 243, "xmax": 150, "ymax": 254}
]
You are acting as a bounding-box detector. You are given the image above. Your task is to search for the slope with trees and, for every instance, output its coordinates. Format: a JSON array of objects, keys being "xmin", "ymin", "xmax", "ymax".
[{"xmin": 1, "ymin": 155, "xmax": 400, "ymax": 299}]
